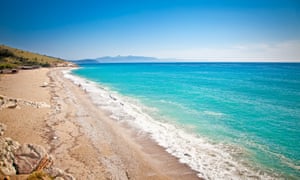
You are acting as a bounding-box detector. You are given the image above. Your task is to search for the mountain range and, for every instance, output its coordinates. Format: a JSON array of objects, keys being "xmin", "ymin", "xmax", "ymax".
[{"xmin": 70, "ymin": 56, "xmax": 160, "ymax": 64}]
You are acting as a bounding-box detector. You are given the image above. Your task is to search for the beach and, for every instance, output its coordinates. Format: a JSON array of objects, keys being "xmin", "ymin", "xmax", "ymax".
[{"xmin": 0, "ymin": 68, "xmax": 200, "ymax": 179}]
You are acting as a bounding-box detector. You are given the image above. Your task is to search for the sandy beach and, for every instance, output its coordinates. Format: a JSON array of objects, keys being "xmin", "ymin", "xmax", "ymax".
[{"xmin": 0, "ymin": 68, "xmax": 200, "ymax": 179}]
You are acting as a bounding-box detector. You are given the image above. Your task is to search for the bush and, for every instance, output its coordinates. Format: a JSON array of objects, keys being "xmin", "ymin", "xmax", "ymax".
[
  {"xmin": 0, "ymin": 49, "xmax": 14, "ymax": 58},
  {"xmin": 0, "ymin": 63, "xmax": 17, "ymax": 69},
  {"xmin": 41, "ymin": 62, "xmax": 51, "ymax": 67}
]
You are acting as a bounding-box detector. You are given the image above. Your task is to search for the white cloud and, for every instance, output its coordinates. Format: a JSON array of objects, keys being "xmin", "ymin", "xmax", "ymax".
[{"xmin": 155, "ymin": 40, "xmax": 300, "ymax": 62}]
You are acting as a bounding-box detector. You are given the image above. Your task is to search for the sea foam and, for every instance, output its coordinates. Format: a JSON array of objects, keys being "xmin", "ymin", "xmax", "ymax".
[{"xmin": 63, "ymin": 69, "xmax": 275, "ymax": 180}]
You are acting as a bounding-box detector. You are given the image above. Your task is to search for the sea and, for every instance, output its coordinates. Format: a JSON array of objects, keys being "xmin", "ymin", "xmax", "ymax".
[{"xmin": 64, "ymin": 63, "xmax": 300, "ymax": 179}]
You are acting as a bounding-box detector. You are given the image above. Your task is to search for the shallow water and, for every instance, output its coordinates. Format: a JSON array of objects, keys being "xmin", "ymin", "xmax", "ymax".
[{"xmin": 70, "ymin": 63, "xmax": 300, "ymax": 179}]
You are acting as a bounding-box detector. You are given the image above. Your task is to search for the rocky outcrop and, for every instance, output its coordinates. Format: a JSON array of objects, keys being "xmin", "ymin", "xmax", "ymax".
[
  {"xmin": 0, "ymin": 123, "xmax": 74, "ymax": 179},
  {"xmin": 0, "ymin": 136, "xmax": 20, "ymax": 175}
]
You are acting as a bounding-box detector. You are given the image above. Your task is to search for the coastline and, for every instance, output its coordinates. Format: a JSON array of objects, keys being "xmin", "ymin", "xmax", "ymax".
[
  {"xmin": 0, "ymin": 67, "xmax": 200, "ymax": 179},
  {"xmin": 68, "ymin": 66, "xmax": 278, "ymax": 180}
]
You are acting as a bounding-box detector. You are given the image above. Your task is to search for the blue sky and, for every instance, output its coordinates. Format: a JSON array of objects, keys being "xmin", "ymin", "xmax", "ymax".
[{"xmin": 1, "ymin": 0, "xmax": 300, "ymax": 61}]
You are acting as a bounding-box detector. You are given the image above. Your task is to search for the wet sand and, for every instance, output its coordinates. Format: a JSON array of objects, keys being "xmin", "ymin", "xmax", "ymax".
[{"xmin": 0, "ymin": 68, "xmax": 200, "ymax": 179}]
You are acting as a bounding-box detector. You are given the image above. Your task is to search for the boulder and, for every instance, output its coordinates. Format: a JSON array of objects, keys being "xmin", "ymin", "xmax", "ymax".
[
  {"xmin": 0, "ymin": 124, "xmax": 74, "ymax": 179},
  {"xmin": 13, "ymin": 144, "xmax": 47, "ymax": 174}
]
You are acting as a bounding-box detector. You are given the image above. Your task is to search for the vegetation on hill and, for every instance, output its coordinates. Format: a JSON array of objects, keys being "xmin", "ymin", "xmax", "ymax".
[{"xmin": 0, "ymin": 45, "xmax": 67, "ymax": 69}]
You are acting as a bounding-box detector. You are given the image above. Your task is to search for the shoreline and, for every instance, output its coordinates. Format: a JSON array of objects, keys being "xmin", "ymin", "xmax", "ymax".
[
  {"xmin": 67, "ymin": 68, "xmax": 277, "ymax": 180},
  {"xmin": 0, "ymin": 67, "xmax": 200, "ymax": 179},
  {"xmin": 50, "ymin": 68, "xmax": 201, "ymax": 179}
]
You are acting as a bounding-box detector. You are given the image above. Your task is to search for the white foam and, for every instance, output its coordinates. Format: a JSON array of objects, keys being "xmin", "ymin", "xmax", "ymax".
[
  {"xmin": 63, "ymin": 69, "xmax": 276, "ymax": 180},
  {"xmin": 203, "ymin": 110, "xmax": 224, "ymax": 117}
]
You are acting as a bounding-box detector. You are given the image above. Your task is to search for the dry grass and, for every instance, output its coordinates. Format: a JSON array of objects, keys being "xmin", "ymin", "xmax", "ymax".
[
  {"xmin": 27, "ymin": 170, "xmax": 53, "ymax": 180},
  {"xmin": 0, "ymin": 45, "xmax": 66, "ymax": 69}
]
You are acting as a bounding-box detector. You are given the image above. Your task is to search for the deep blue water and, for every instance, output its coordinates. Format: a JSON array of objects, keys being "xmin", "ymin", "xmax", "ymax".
[{"xmin": 72, "ymin": 63, "xmax": 300, "ymax": 179}]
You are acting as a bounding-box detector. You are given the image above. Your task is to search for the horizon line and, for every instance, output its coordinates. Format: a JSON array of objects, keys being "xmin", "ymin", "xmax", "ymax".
[{"xmin": 71, "ymin": 56, "xmax": 300, "ymax": 63}]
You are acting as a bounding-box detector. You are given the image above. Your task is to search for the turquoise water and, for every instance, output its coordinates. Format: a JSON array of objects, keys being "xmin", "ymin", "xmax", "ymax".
[{"xmin": 72, "ymin": 63, "xmax": 300, "ymax": 179}]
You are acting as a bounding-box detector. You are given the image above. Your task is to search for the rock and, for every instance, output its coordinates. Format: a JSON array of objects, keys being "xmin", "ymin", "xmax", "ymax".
[
  {"xmin": 0, "ymin": 123, "xmax": 7, "ymax": 136},
  {"xmin": 44, "ymin": 167, "xmax": 75, "ymax": 180},
  {"xmin": 0, "ymin": 137, "xmax": 20, "ymax": 176},
  {"xmin": 0, "ymin": 124, "xmax": 74, "ymax": 179},
  {"xmin": 41, "ymin": 82, "xmax": 49, "ymax": 88},
  {"xmin": 6, "ymin": 99, "xmax": 18, "ymax": 109},
  {"xmin": 4, "ymin": 98, "xmax": 18, "ymax": 109},
  {"xmin": 184, "ymin": 153, "xmax": 191, "ymax": 157},
  {"xmin": 13, "ymin": 144, "xmax": 47, "ymax": 174},
  {"xmin": 0, "ymin": 96, "xmax": 4, "ymax": 107}
]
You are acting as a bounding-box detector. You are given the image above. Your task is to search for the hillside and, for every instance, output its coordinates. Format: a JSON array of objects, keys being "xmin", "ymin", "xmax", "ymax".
[{"xmin": 0, "ymin": 45, "xmax": 71, "ymax": 69}]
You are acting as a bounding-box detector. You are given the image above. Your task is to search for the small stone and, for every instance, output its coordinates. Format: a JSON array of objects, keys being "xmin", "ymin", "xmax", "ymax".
[
  {"xmin": 184, "ymin": 153, "xmax": 191, "ymax": 157},
  {"xmin": 0, "ymin": 98, "xmax": 4, "ymax": 107},
  {"xmin": 6, "ymin": 101, "xmax": 18, "ymax": 109},
  {"xmin": 0, "ymin": 123, "xmax": 7, "ymax": 136},
  {"xmin": 41, "ymin": 82, "xmax": 49, "ymax": 87}
]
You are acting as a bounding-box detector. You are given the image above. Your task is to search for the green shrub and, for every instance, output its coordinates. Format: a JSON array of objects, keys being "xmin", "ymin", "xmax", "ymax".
[
  {"xmin": 0, "ymin": 49, "xmax": 14, "ymax": 58},
  {"xmin": 41, "ymin": 62, "xmax": 51, "ymax": 67},
  {"xmin": 0, "ymin": 63, "xmax": 17, "ymax": 69}
]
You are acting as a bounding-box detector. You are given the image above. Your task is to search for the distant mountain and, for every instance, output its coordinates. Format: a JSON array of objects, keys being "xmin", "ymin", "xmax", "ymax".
[
  {"xmin": 71, "ymin": 56, "xmax": 159, "ymax": 64},
  {"xmin": 69, "ymin": 59, "xmax": 99, "ymax": 65},
  {"xmin": 96, "ymin": 56, "xmax": 159, "ymax": 63}
]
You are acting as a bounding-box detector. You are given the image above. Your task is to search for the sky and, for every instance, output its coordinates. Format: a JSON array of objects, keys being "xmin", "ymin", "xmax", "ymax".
[{"xmin": 0, "ymin": 0, "xmax": 300, "ymax": 61}]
